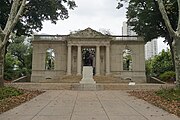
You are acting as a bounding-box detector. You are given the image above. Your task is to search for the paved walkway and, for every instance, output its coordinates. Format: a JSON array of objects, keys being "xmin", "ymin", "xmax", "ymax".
[{"xmin": 0, "ymin": 90, "xmax": 179, "ymax": 120}]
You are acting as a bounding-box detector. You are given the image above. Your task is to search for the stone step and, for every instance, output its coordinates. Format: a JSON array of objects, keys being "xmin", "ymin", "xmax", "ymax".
[
  {"xmin": 5, "ymin": 83, "xmax": 176, "ymax": 91},
  {"xmin": 53, "ymin": 75, "xmax": 126, "ymax": 83}
]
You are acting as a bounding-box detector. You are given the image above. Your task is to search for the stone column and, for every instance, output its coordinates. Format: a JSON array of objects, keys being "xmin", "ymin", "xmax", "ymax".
[
  {"xmin": 106, "ymin": 45, "xmax": 110, "ymax": 75},
  {"xmin": 96, "ymin": 46, "xmax": 100, "ymax": 75},
  {"xmin": 77, "ymin": 45, "xmax": 82, "ymax": 75},
  {"xmin": 67, "ymin": 45, "xmax": 72, "ymax": 75}
]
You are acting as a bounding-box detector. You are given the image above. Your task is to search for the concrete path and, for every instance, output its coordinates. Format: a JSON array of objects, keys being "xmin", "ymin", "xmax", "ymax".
[{"xmin": 0, "ymin": 90, "xmax": 179, "ymax": 120}]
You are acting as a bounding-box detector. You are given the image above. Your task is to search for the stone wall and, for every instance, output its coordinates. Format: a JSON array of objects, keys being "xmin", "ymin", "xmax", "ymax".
[
  {"xmin": 31, "ymin": 41, "xmax": 67, "ymax": 82},
  {"xmin": 31, "ymin": 28, "xmax": 146, "ymax": 83},
  {"xmin": 110, "ymin": 41, "xmax": 146, "ymax": 82}
]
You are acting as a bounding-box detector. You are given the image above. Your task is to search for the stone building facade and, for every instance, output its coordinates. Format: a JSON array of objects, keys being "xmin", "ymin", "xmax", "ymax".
[{"xmin": 31, "ymin": 28, "xmax": 146, "ymax": 83}]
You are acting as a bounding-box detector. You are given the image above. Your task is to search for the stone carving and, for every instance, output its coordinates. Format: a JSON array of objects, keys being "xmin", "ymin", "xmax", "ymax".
[{"xmin": 70, "ymin": 27, "xmax": 105, "ymax": 38}]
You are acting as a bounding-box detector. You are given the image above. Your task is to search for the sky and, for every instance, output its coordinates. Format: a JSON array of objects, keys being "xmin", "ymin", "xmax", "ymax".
[{"xmin": 38, "ymin": 0, "xmax": 168, "ymax": 53}]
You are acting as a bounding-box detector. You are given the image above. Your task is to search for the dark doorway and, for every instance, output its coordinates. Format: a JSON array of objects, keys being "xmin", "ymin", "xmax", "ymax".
[{"xmin": 82, "ymin": 47, "xmax": 95, "ymax": 75}]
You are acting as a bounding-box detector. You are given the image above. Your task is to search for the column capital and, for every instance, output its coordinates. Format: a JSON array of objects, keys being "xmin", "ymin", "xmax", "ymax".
[
  {"xmin": 77, "ymin": 45, "xmax": 82, "ymax": 47},
  {"xmin": 67, "ymin": 44, "xmax": 72, "ymax": 47}
]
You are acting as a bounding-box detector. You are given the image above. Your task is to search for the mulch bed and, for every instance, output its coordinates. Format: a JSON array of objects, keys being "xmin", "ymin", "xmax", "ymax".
[
  {"xmin": 0, "ymin": 89, "xmax": 44, "ymax": 114},
  {"xmin": 128, "ymin": 91, "xmax": 180, "ymax": 117}
]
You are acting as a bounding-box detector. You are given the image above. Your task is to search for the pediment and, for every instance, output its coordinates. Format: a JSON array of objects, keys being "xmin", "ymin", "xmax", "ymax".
[{"xmin": 69, "ymin": 28, "xmax": 107, "ymax": 38}]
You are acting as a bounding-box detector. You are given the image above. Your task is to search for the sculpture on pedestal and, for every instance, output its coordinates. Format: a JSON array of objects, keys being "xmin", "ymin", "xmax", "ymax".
[{"xmin": 84, "ymin": 50, "xmax": 93, "ymax": 66}]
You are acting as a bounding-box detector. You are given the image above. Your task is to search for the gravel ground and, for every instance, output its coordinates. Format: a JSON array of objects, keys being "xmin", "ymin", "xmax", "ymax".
[
  {"xmin": 0, "ymin": 89, "xmax": 44, "ymax": 114},
  {"xmin": 128, "ymin": 90, "xmax": 180, "ymax": 117}
]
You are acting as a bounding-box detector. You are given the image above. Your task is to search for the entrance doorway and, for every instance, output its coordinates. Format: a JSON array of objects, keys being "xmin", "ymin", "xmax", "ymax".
[{"xmin": 82, "ymin": 47, "xmax": 95, "ymax": 75}]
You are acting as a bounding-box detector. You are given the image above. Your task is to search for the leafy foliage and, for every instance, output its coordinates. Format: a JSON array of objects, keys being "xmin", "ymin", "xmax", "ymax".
[
  {"xmin": 4, "ymin": 35, "xmax": 32, "ymax": 80},
  {"xmin": 45, "ymin": 48, "xmax": 55, "ymax": 70},
  {"xmin": 156, "ymin": 88, "xmax": 180, "ymax": 101},
  {"xmin": 159, "ymin": 71, "xmax": 176, "ymax": 82},
  {"xmin": 0, "ymin": 0, "xmax": 76, "ymax": 36},
  {"xmin": 152, "ymin": 49, "xmax": 173, "ymax": 76},
  {"xmin": 4, "ymin": 53, "xmax": 18, "ymax": 80},
  {"xmin": 122, "ymin": 0, "xmax": 178, "ymax": 43},
  {"xmin": 146, "ymin": 49, "xmax": 174, "ymax": 77},
  {"xmin": 123, "ymin": 49, "xmax": 132, "ymax": 71},
  {"xmin": 0, "ymin": 87, "xmax": 23, "ymax": 100}
]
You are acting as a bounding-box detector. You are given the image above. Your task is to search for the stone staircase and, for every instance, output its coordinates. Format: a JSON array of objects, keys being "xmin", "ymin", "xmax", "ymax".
[
  {"xmin": 53, "ymin": 75, "xmax": 129, "ymax": 83},
  {"xmin": 5, "ymin": 82, "xmax": 176, "ymax": 91}
]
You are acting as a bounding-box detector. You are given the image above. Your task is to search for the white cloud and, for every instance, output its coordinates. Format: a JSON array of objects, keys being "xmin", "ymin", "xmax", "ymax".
[
  {"xmin": 38, "ymin": 0, "xmax": 167, "ymax": 52},
  {"xmin": 39, "ymin": 0, "xmax": 127, "ymax": 35},
  {"xmin": 157, "ymin": 37, "xmax": 169, "ymax": 53}
]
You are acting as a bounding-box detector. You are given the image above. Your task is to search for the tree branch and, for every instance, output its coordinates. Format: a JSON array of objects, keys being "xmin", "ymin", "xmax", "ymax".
[
  {"xmin": 9, "ymin": 0, "xmax": 26, "ymax": 35},
  {"xmin": 0, "ymin": 27, "xmax": 3, "ymax": 34},
  {"xmin": 177, "ymin": 0, "xmax": 180, "ymax": 34},
  {"xmin": 157, "ymin": 0, "xmax": 176, "ymax": 37},
  {"xmin": 4, "ymin": 0, "xmax": 20, "ymax": 34},
  {"xmin": 0, "ymin": 0, "xmax": 27, "ymax": 50}
]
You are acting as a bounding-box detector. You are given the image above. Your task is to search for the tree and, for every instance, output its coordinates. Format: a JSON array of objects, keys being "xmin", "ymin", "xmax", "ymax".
[
  {"xmin": 157, "ymin": 0, "xmax": 180, "ymax": 87},
  {"xmin": 6, "ymin": 35, "xmax": 32, "ymax": 78},
  {"xmin": 124, "ymin": 0, "xmax": 177, "ymax": 42},
  {"xmin": 4, "ymin": 35, "xmax": 32, "ymax": 80},
  {"xmin": 4, "ymin": 53, "xmax": 18, "ymax": 80},
  {"xmin": 0, "ymin": 0, "xmax": 76, "ymax": 87},
  {"xmin": 146, "ymin": 49, "xmax": 173, "ymax": 77},
  {"xmin": 121, "ymin": 0, "xmax": 177, "ymax": 70},
  {"xmin": 117, "ymin": 0, "xmax": 180, "ymax": 87}
]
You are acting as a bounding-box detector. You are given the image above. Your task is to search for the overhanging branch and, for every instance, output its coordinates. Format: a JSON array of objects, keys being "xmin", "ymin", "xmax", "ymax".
[
  {"xmin": 0, "ymin": 27, "xmax": 3, "ymax": 34},
  {"xmin": 9, "ymin": 0, "xmax": 26, "ymax": 35},
  {"xmin": 4, "ymin": 0, "xmax": 20, "ymax": 34},
  {"xmin": 177, "ymin": 0, "xmax": 180, "ymax": 34},
  {"xmin": 0, "ymin": 0, "xmax": 27, "ymax": 50},
  {"xmin": 157, "ymin": 0, "xmax": 176, "ymax": 37}
]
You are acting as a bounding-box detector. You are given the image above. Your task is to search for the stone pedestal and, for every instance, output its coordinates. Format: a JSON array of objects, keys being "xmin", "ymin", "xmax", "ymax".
[{"xmin": 80, "ymin": 66, "xmax": 96, "ymax": 84}]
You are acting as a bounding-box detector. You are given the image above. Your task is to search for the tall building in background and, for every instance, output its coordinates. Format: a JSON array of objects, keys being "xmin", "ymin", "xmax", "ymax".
[
  {"xmin": 122, "ymin": 21, "xmax": 158, "ymax": 59},
  {"xmin": 122, "ymin": 22, "xmax": 137, "ymax": 36},
  {"xmin": 145, "ymin": 39, "xmax": 158, "ymax": 59}
]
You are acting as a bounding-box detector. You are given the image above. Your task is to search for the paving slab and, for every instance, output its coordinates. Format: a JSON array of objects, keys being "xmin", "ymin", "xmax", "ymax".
[{"xmin": 0, "ymin": 90, "xmax": 179, "ymax": 120}]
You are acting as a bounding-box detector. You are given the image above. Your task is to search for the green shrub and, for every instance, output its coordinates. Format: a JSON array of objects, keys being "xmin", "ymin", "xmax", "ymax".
[
  {"xmin": 159, "ymin": 71, "xmax": 176, "ymax": 82},
  {"xmin": 0, "ymin": 87, "xmax": 23, "ymax": 100},
  {"xmin": 156, "ymin": 88, "xmax": 180, "ymax": 101}
]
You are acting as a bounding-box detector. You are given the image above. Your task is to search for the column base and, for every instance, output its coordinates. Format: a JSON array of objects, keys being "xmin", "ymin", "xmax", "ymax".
[
  {"xmin": 95, "ymin": 73, "xmax": 100, "ymax": 76},
  {"xmin": 76, "ymin": 73, "xmax": 81, "ymax": 76},
  {"xmin": 66, "ymin": 73, "xmax": 71, "ymax": 76},
  {"xmin": 105, "ymin": 73, "xmax": 110, "ymax": 76}
]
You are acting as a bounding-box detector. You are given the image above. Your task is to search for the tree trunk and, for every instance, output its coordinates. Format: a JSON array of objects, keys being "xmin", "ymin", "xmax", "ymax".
[
  {"xmin": 0, "ymin": 49, "xmax": 5, "ymax": 87},
  {"xmin": 167, "ymin": 36, "xmax": 175, "ymax": 71},
  {"xmin": 173, "ymin": 37, "xmax": 180, "ymax": 87},
  {"xmin": 0, "ymin": 34, "xmax": 5, "ymax": 87}
]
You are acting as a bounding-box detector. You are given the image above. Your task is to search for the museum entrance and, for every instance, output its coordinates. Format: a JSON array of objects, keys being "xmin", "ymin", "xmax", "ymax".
[{"xmin": 82, "ymin": 47, "xmax": 96, "ymax": 75}]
